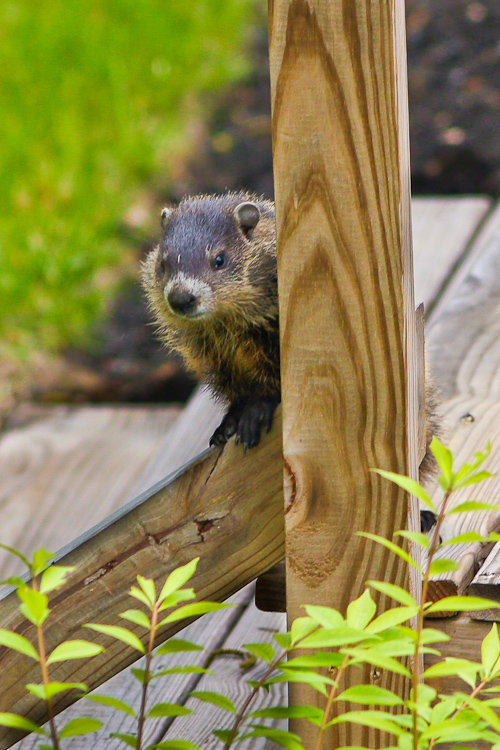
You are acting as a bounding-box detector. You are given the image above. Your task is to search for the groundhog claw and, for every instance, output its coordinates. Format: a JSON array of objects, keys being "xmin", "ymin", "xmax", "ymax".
[{"xmin": 210, "ymin": 398, "xmax": 279, "ymax": 452}]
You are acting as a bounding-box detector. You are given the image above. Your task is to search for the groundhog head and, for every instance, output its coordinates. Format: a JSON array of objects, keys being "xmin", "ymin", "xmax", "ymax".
[{"xmin": 144, "ymin": 193, "xmax": 277, "ymax": 330}]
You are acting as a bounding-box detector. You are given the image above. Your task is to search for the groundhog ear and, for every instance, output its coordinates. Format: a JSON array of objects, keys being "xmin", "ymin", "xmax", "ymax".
[
  {"xmin": 160, "ymin": 207, "xmax": 173, "ymax": 229},
  {"xmin": 234, "ymin": 202, "xmax": 260, "ymax": 235}
]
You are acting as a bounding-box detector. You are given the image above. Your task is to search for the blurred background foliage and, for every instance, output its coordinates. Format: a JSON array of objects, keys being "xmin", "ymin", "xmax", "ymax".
[{"xmin": 0, "ymin": 0, "xmax": 254, "ymax": 355}]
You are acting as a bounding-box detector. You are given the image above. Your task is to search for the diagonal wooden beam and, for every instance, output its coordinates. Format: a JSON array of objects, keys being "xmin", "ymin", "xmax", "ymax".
[{"xmin": 0, "ymin": 417, "xmax": 285, "ymax": 749}]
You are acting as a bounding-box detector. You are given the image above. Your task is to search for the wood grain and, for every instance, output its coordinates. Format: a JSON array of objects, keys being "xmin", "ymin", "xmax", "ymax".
[
  {"xmin": 425, "ymin": 204, "xmax": 500, "ymax": 601},
  {"xmin": 0, "ymin": 415, "xmax": 285, "ymax": 749},
  {"xmin": 268, "ymin": 0, "xmax": 418, "ymax": 746}
]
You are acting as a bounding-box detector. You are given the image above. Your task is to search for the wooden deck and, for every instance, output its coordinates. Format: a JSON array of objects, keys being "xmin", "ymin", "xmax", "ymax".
[{"xmin": 2, "ymin": 195, "xmax": 500, "ymax": 746}]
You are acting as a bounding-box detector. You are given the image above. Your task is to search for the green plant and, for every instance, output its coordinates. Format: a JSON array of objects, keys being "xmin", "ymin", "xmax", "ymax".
[
  {"xmin": 2, "ymin": 438, "xmax": 500, "ymax": 750},
  {"xmin": 0, "ymin": 546, "xmax": 104, "ymax": 748}
]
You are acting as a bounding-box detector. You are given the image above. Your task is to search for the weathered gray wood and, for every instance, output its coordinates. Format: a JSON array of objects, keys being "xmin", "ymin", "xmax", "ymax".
[
  {"xmin": 425, "ymin": 203, "xmax": 500, "ymax": 600},
  {"xmin": 0, "ymin": 413, "xmax": 285, "ymax": 749},
  {"xmin": 412, "ymin": 196, "xmax": 490, "ymax": 314},
  {"xmin": 0, "ymin": 406, "xmax": 180, "ymax": 578}
]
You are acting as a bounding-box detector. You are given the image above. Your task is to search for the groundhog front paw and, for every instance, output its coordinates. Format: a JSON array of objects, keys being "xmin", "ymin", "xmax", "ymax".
[
  {"xmin": 209, "ymin": 398, "xmax": 279, "ymax": 451},
  {"xmin": 234, "ymin": 398, "xmax": 279, "ymax": 451}
]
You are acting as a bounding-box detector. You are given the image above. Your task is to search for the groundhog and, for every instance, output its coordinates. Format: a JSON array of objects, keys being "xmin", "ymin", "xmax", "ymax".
[{"xmin": 141, "ymin": 192, "xmax": 437, "ymax": 530}]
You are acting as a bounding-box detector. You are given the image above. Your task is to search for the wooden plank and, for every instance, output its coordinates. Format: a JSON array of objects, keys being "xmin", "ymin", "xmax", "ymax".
[
  {"xmin": 0, "ymin": 414, "xmax": 285, "ymax": 750},
  {"xmin": 468, "ymin": 545, "xmax": 500, "ymax": 619},
  {"xmin": 268, "ymin": 0, "xmax": 419, "ymax": 747},
  {"xmin": 425, "ymin": 203, "xmax": 500, "ymax": 600},
  {"xmin": 412, "ymin": 196, "xmax": 490, "ymax": 315},
  {"xmin": 0, "ymin": 406, "xmax": 180, "ymax": 578}
]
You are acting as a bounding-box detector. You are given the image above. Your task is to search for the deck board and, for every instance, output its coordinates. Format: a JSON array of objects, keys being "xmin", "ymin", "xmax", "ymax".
[
  {"xmin": 425, "ymin": 203, "xmax": 500, "ymax": 599},
  {"xmin": 2, "ymin": 195, "xmax": 497, "ymax": 747}
]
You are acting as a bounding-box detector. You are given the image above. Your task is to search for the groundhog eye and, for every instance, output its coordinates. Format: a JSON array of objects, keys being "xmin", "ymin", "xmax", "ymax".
[{"xmin": 213, "ymin": 253, "xmax": 226, "ymax": 269}]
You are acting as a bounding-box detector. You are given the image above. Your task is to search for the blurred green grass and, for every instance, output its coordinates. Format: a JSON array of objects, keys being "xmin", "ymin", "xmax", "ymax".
[{"xmin": 0, "ymin": 0, "xmax": 254, "ymax": 354}]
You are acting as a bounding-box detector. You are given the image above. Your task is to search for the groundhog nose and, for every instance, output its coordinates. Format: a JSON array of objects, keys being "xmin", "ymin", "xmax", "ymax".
[{"xmin": 168, "ymin": 288, "xmax": 197, "ymax": 314}]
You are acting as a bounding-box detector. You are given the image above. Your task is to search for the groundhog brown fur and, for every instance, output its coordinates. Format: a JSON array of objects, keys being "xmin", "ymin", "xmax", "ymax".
[{"xmin": 141, "ymin": 192, "xmax": 438, "ymax": 530}]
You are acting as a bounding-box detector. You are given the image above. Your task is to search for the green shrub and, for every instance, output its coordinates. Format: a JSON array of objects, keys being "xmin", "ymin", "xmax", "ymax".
[{"xmin": 0, "ymin": 0, "xmax": 254, "ymax": 353}]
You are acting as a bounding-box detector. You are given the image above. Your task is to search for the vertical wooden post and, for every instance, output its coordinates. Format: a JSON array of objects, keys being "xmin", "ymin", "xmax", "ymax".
[{"xmin": 267, "ymin": 0, "xmax": 419, "ymax": 747}]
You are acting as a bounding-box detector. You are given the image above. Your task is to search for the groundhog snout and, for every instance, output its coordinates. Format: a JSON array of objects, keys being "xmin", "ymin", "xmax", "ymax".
[{"xmin": 167, "ymin": 288, "xmax": 197, "ymax": 315}]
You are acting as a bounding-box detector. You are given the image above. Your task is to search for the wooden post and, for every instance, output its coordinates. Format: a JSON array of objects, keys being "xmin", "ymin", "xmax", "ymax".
[{"xmin": 267, "ymin": 0, "xmax": 419, "ymax": 747}]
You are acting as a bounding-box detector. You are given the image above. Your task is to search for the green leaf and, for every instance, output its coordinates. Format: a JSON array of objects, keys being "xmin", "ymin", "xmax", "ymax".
[
  {"xmin": 243, "ymin": 725, "xmax": 303, "ymax": 750},
  {"xmin": 336, "ymin": 686, "xmax": 404, "ymax": 706},
  {"xmin": 155, "ymin": 638, "xmax": 203, "ymax": 655},
  {"xmin": 358, "ymin": 533, "xmax": 421, "ymax": 572},
  {"xmin": 110, "ymin": 732, "xmax": 138, "ymax": 748},
  {"xmin": 243, "ymin": 642, "xmax": 275, "ymax": 663},
  {"xmin": 159, "ymin": 590, "xmax": 195, "ymax": 611},
  {"xmin": 346, "ymin": 590, "xmax": 377, "ymax": 630},
  {"xmin": 0, "ymin": 629, "xmax": 38, "ymax": 660},
  {"xmin": 423, "ymin": 658, "xmax": 482, "ymax": 679},
  {"xmin": 268, "ymin": 669, "xmax": 335, "ymax": 696},
  {"xmin": 0, "ymin": 576, "xmax": 26, "ymax": 589},
  {"xmin": 189, "ymin": 691, "xmax": 235, "ymax": 712},
  {"xmin": 290, "ymin": 616, "xmax": 318, "ymax": 645},
  {"xmin": 455, "ymin": 470, "xmax": 494, "ymax": 489},
  {"xmin": 274, "ymin": 632, "xmax": 292, "ymax": 649},
  {"xmin": 40, "ymin": 566, "xmax": 74, "ymax": 594},
  {"xmin": 147, "ymin": 704, "xmax": 192, "ymax": 718},
  {"xmin": 0, "ymin": 543, "xmax": 30, "ymax": 570},
  {"xmin": 367, "ymin": 581, "xmax": 417, "ymax": 607},
  {"xmin": 299, "ymin": 625, "xmax": 368, "ymax": 649},
  {"xmin": 16, "ymin": 587, "xmax": 49, "ymax": 625},
  {"xmin": 85, "ymin": 624, "xmax": 145, "ymax": 652},
  {"xmin": 145, "ymin": 743, "xmax": 201, "ymax": 750},
  {"xmin": 250, "ymin": 705, "xmax": 323, "ymax": 722},
  {"xmin": 428, "ymin": 559, "xmax": 461, "ymax": 576},
  {"xmin": 430, "ymin": 437, "xmax": 453, "ymax": 488},
  {"xmin": 426, "ymin": 596, "xmax": 500, "ymax": 614},
  {"xmin": 158, "ymin": 558, "xmax": 199, "ymax": 604},
  {"xmin": 419, "ymin": 627, "xmax": 451, "ymax": 644},
  {"xmin": 365, "ymin": 606, "xmax": 419, "ymax": 633},
  {"xmin": 137, "ymin": 575, "xmax": 156, "ymax": 606},
  {"xmin": 129, "ymin": 586, "xmax": 151, "ymax": 608},
  {"xmin": 159, "ymin": 602, "xmax": 229, "ymax": 625},
  {"xmin": 449, "ymin": 501, "xmax": 500, "ymax": 514},
  {"xmin": 86, "ymin": 694, "xmax": 136, "ymax": 716},
  {"xmin": 303, "ymin": 605, "xmax": 344, "ymax": 628},
  {"xmin": 464, "ymin": 694, "xmax": 500, "ymax": 732},
  {"xmin": 27, "ymin": 682, "xmax": 87, "ymax": 700},
  {"xmin": 119, "ymin": 610, "xmax": 151, "ymax": 629},
  {"xmin": 329, "ymin": 710, "xmax": 407, "ymax": 737},
  {"xmin": 32, "ymin": 548, "xmax": 55, "ymax": 576},
  {"xmin": 371, "ymin": 470, "xmax": 436, "ymax": 512},
  {"xmin": 47, "ymin": 640, "xmax": 105, "ymax": 664},
  {"xmin": 131, "ymin": 667, "xmax": 147, "ymax": 683},
  {"xmin": 395, "ymin": 531, "xmax": 429, "ymax": 549},
  {"xmin": 152, "ymin": 666, "xmax": 211, "ymax": 679},
  {"xmin": 59, "ymin": 718, "xmax": 102, "ymax": 738},
  {"xmin": 482, "ymin": 623, "xmax": 500, "ymax": 677},
  {"xmin": 440, "ymin": 532, "xmax": 486, "ymax": 545},
  {"xmin": 345, "ymin": 649, "xmax": 412, "ymax": 678},
  {"xmin": 0, "ymin": 713, "xmax": 45, "ymax": 734},
  {"xmin": 285, "ymin": 652, "xmax": 344, "ymax": 669}
]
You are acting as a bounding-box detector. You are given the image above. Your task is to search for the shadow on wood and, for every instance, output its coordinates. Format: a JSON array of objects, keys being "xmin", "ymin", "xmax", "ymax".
[{"xmin": 0, "ymin": 413, "xmax": 285, "ymax": 749}]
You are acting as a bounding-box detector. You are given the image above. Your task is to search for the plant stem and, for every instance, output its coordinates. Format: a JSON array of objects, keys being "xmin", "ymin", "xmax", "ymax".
[
  {"xmin": 313, "ymin": 653, "xmax": 349, "ymax": 750},
  {"xmin": 222, "ymin": 650, "xmax": 289, "ymax": 750},
  {"xmin": 136, "ymin": 603, "xmax": 158, "ymax": 750},
  {"xmin": 411, "ymin": 488, "xmax": 452, "ymax": 750},
  {"xmin": 37, "ymin": 620, "xmax": 60, "ymax": 750}
]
